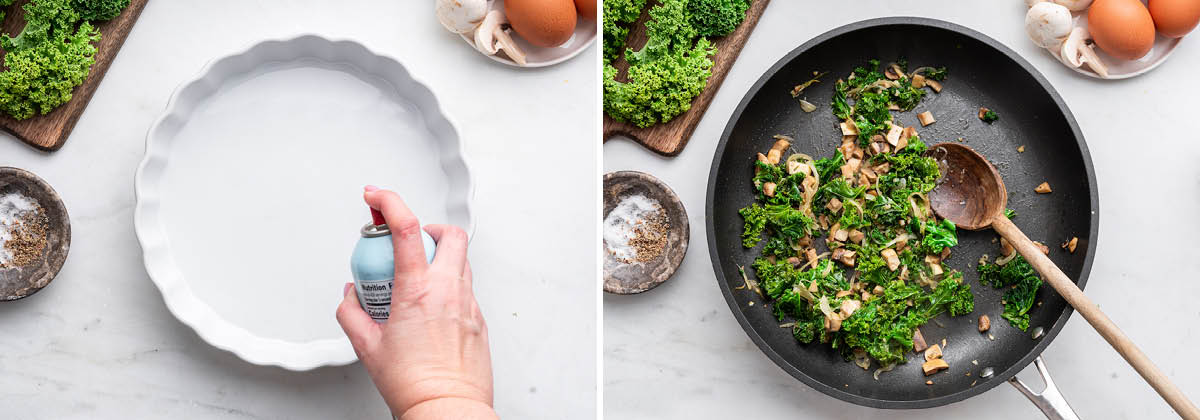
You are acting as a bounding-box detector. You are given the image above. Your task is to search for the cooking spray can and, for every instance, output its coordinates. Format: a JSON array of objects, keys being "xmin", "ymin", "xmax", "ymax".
[{"xmin": 351, "ymin": 207, "xmax": 436, "ymax": 322}]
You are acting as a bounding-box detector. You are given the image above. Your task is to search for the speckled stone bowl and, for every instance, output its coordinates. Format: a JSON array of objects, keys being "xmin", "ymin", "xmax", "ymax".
[
  {"xmin": 0, "ymin": 167, "xmax": 70, "ymax": 301},
  {"xmin": 603, "ymin": 171, "xmax": 689, "ymax": 294}
]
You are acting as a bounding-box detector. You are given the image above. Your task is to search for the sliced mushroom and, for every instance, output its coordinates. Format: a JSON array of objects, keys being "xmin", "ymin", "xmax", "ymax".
[
  {"xmin": 492, "ymin": 30, "xmax": 527, "ymax": 66},
  {"xmin": 873, "ymin": 162, "xmax": 890, "ymax": 174},
  {"xmin": 840, "ymin": 121, "xmax": 859, "ymax": 136},
  {"xmin": 1058, "ymin": 27, "xmax": 1089, "ymax": 68},
  {"xmin": 913, "ymin": 328, "xmax": 929, "ymax": 352},
  {"xmin": 763, "ymin": 182, "xmax": 777, "ymax": 197},
  {"xmin": 917, "ymin": 111, "xmax": 936, "ymax": 126},
  {"xmin": 881, "ymin": 248, "xmax": 900, "ymax": 271},
  {"xmin": 473, "ymin": 11, "xmax": 505, "ymax": 54},
  {"xmin": 911, "ymin": 74, "xmax": 926, "ymax": 88},
  {"xmin": 848, "ymin": 229, "xmax": 865, "ymax": 243},
  {"xmin": 1026, "ymin": 2, "xmax": 1073, "ymax": 49},
  {"xmin": 924, "ymin": 343, "xmax": 943, "ymax": 361},
  {"xmin": 826, "ymin": 197, "xmax": 843, "ymax": 213},
  {"xmin": 841, "ymin": 158, "xmax": 862, "ymax": 179},
  {"xmin": 868, "ymin": 141, "xmax": 889, "ymax": 155},
  {"xmin": 926, "ymin": 79, "xmax": 943, "ymax": 93},
  {"xmin": 474, "ymin": 11, "xmax": 529, "ymax": 66},
  {"xmin": 922, "ymin": 358, "xmax": 950, "ymax": 376},
  {"xmin": 1077, "ymin": 42, "xmax": 1110, "ymax": 78},
  {"xmin": 833, "ymin": 229, "xmax": 849, "ymax": 242},
  {"xmin": 840, "ymin": 299, "xmax": 861, "ymax": 317},
  {"xmin": 885, "ymin": 123, "xmax": 903, "ymax": 146},
  {"xmin": 766, "ymin": 149, "xmax": 783, "ymax": 165}
]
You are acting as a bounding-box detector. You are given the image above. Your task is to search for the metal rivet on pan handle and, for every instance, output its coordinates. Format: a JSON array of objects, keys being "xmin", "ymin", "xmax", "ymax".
[{"xmin": 1009, "ymin": 356, "xmax": 1081, "ymax": 420}]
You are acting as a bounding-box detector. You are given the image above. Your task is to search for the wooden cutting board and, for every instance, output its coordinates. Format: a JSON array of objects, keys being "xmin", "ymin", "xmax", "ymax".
[
  {"xmin": 0, "ymin": 0, "xmax": 148, "ymax": 151},
  {"xmin": 603, "ymin": 0, "xmax": 770, "ymax": 157}
]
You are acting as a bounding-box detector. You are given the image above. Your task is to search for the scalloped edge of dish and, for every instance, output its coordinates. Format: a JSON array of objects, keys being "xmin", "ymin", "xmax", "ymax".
[{"xmin": 133, "ymin": 35, "xmax": 476, "ymax": 371}]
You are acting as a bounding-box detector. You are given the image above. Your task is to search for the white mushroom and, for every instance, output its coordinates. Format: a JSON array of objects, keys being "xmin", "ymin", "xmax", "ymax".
[
  {"xmin": 436, "ymin": 0, "xmax": 488, "ymax": 34},
  {"xmin": 1025, "ymin": 2, "xmax": 1073, "ymax": 49},
  {"xmin": 1058, "ymin": 27, "xmax": 1088, "ymax": 67},
  {"xmin": 1025, "ymin": 0, "xmax": 1048, "ymax": 7},
  {"xmin": 474, "ymin": 11, "xmax": 505, "ymax": 55},
  {"xmin": 1052, "ymin": 0, "xmax": 1093, "ymax": 11},
  {"xmin": 473, "ymin": 10, "xmax": 528, "ymax": 66},
  {"xmin": 1077, "ymin": 43, "xmax": 1108, "ymax": 78}
]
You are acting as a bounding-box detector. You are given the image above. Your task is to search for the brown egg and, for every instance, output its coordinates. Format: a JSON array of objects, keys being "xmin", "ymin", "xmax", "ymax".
[
  {"xmin": 574, "ymin": 0, "xmax": 596, "ymax": 20},
  {"xmin": 1089, "ymin": 0, "xmax": 1156, "ymax": 60},
  {"xmin": 1150, "ymin": 0, "xmax": 1200, "ymax": 38},
  {"xmin": 506, "ymin": 0, "xmax": 577, "ymax": 48}
]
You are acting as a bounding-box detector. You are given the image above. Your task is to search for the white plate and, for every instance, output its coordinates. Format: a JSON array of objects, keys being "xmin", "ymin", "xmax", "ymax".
[
  {"xmin": 459, "ymin": 0, "xmax": 597, "ymax": 68},
  {"xmin": 1050, "ymin": 5, "xmax": 1182, "ymax": 79},
  {"xmin": 135, "ymin": 35, "xmax": 475, "ymax": 371}
]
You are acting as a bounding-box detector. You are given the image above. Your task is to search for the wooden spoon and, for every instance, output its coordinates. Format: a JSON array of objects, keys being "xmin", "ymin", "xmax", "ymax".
[{"xmin": 927, "ymin": 143, "xmax": 1199, "ymax": 419}]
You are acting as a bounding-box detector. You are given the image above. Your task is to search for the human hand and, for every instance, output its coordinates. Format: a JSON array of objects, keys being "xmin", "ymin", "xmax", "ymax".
[{"xmin": 337, "ymin": 186, "xmax": 496, "ymax": 419}]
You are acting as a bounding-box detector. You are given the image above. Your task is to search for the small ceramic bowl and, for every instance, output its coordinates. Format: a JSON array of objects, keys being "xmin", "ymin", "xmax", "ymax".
[
  {"xmin": 458, "ymin": 0, "xmax": 597, "ymax": 68},
  {"xmin": 0, "ymin": 167, "xmax": 70, "ymax": 301},
  {"xmin": 603, "ymin": 171, "xmax": 689, "ymax": 294}
]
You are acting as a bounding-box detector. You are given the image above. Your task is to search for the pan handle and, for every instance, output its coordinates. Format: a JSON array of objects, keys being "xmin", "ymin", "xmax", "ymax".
[{"xmin": 1009, "ymin": 356, "xmax": 1081, "ymax": 420}]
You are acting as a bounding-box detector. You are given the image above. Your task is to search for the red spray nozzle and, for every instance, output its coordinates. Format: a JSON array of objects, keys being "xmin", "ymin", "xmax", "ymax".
[{"xmin": 370, "ymin": 208, "xmax": 386, "ymax": 226}]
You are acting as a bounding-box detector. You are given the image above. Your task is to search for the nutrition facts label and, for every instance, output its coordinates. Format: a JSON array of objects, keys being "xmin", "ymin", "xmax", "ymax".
[{"xmin": 357, "ymin": 278, "xmax": 393, "ymax": 321}]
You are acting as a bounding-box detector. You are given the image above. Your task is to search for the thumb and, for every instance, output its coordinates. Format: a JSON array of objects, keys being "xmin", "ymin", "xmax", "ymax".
[{"xmin": 336, "ymin": 282, "xmax": 381, "ymax": 354}]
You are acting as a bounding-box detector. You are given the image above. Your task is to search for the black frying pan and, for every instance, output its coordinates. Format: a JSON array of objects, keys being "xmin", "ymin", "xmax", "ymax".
[{"xmin": 706, "ymin": 17, "xmax": 1098, "ymax": 409}]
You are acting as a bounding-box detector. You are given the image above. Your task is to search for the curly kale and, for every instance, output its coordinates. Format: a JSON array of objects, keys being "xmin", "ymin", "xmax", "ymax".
[
  {"xmin": 604, "ymin": 0, "xmax": 748, "ymax": 127},
  {"xmin": 602, "ymin": 0, "xmax": 648, "ymax": 62},
  {"xmin": 738, "ymin": 203, "xmax": 766, "ymax": 248},
  {"xmin": 920, "ymin": 219, "xmax": 958, "ymax": 254},
  {"xmin": 0, "ymin": 0, "xmax": 130, "ymax": 120},
  {"xmin": 604, "ymin": 0, "xmax": 715, "ymax": 127},
  {"xmin": 0, "ymin": 22, "xmax": 98, "ymax": 119},
  {"xmin": 1, "ymin": 0, "xmax": 80, "ymax": 52},
  {"xmin": 686, "ymin": 0, "xmax": 749, "ymax": 37},
  {"xmin": 923, "ymin": 66, "xmax": 948, "ymax": 81},
  {"xmin": 832, "ymin": 60, "xmax": 935, "ymax": 145},
  {"xmin": 72, "ymin": 0, "xmax": 130, "ymax": 21},
  {"xmin": 978, "ymin": 254, "xmax": 1042, "ymax": 331},
  {"xmin": 980, "ymin": 108, "xmax": 999, "ymax": 124},
  {"xmin": 738, "ymin": 60, "xmax": 980, "ymax": 369}
]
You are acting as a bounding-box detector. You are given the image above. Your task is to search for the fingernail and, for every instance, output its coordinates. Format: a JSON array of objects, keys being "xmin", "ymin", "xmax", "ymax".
[
  {"xmin": 364, "ymin": 185, "xmax": 379, "ymax": 192},
  {"xmin": 343, "ymin": 283, "xmax": 354, "ymax": 296}
]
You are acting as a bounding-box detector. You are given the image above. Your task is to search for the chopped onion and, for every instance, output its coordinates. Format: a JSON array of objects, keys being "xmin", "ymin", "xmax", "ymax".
[
  {"xmin": 882, "ymin": 233, "xmax": 916, "ymax": 249},
  {"xmin": 818, "ymin": 296, "xmax": 834, "ymax": 317},
  {"xmin": 1031, "ymin": 326, "xmax": 1045, "ymax": 340},
  {"xmin": 853, "ymin": 349, "xmax": 871, "ymax": 370},
  {"xmin": 737, "ymin": 264, "xmax": 764, "ymax": 297},
  {"xmin": 873, "ymin": 362, "xmax": 896, "ymax": 380},
  {"xmin": 779, "ymin": 322, "xmax": 796, "ymax": 329},
  {"xmin": 793, "ymin": 281, "xmax": 816, "ymax": 302},
  {"xmin": 798, "ymin": 99, "xmax": 817, "ymax": 112}
]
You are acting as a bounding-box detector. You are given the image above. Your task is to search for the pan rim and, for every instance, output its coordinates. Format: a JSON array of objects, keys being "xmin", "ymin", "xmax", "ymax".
[{"xmin": 704, "ymin": 16, "xmax": 1100, "ymax": 409}]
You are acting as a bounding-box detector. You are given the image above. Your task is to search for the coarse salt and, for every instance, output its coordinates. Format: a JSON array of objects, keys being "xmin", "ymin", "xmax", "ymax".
[
  {"xmin": 0, "ymin": 193, "xmax": 39, "ymax": 265},
  {"xmin": 603, "ymin": 194, "xmax": 661, "ymax": 264}
]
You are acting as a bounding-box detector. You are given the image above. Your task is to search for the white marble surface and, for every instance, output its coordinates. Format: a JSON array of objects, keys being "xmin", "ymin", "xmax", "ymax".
[
  {"xmin": 0, "ymin": 1, "xmax": 596, "ymax": 418},
  {"xmin": 605, "ymin": 1, "xmax": 1200, "ymax": 419}
]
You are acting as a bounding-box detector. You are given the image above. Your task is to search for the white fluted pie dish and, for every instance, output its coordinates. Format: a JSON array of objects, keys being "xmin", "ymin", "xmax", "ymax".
[{"xmin": 135, "ymin": 35, "xmax": 475, "ymax": 371}]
